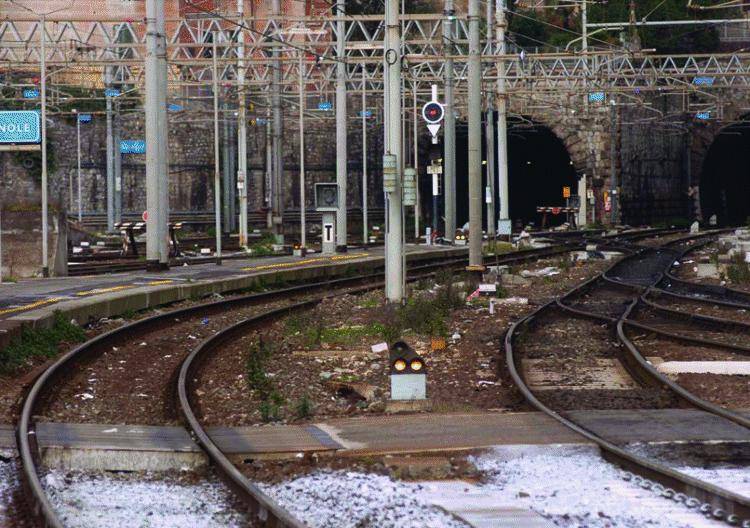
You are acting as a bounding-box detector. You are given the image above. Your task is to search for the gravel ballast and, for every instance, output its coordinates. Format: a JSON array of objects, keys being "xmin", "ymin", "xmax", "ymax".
[{"xmin": 43, "ymin": 470, "xmax": 249, "ymax": 527}]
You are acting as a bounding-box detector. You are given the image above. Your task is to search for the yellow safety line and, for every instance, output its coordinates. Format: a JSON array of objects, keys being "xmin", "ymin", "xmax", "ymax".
[
  {"xmin": 0, "ymin": 297, "xmax": 63, "ymax": 316},
  {"xmin": 242, "ymin": 253, "xmax": 369, "ymax": 272},
  {"xmin": 75, "ymin": 285, "xmax": 135, "ymax": 297},
  {"xmin": 147, "ymin": 280, "xmax": 174, "ymax": 286}
]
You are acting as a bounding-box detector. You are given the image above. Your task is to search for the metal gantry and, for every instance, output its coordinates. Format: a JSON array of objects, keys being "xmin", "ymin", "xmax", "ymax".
[{"xmin": 4, "ymin": 7, "xmax": 750, "ymax": 280}]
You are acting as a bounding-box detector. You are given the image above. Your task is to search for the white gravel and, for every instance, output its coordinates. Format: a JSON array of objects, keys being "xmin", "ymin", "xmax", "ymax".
[
  {"xmin": 673, "ymin": 465, "xmax": 750, "ymax": 498},
  {"xmin": 0, "ymin": 458, "xmax": 18, "ymax": 524},
  {"xmin": 44, "ymin": 470, "xmax": 248, "ymax": 528},
  {"xmin": 259, "ymin": 471, "xmax": 469, "ymax": 528},
  {"xmin": 471, "ymin": 444, "xmax": 727, "ymax": 528}
]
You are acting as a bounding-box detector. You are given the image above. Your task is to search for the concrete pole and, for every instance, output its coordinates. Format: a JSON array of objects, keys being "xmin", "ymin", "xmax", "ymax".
[
  {"xmin": 114, "ymin": 102, "xmax": 122, "ymax": 223},
  {"xmin": 40, "ymin": 14, "xmax": 49, "ymax": 276},
  {"xmin": 610, "ymin": 99, "xmax": 618, "ymax": 224},
  {"xmin": 496, "ymin": 0, "xmax": 509, "ymax": 229},
  {"xmin": 443, "ymin": 0, "xmax": 456, "ymax": 242},
  {"xmin": 105, "ymin": 66, "xmax": 114, "ymax": 233},
  {"xmin": 385, "ymin": 0, "xmax": 403, "ymax": 302},
  {"xmin": 222, "ymin": 99, "xmax": 232, "ymax": 233},
  {"xmin": 76, "ymin": 116, "xmax": 82, "ymax": 223},
  {"xmin": 212, "ymin": 34, "xmax": 222, "ymax": 264},
  {"xmin": 336, "ymin": 0, "xmax": 347, "ymax": 249},
  {"xmin": 486, "ymin": 108, "xmax": 496, "ymax": 236},
  {"xmin": 271, "ymin": 0, "xmax": 283, "ymax": 239},
  {"xmin": 468, "ymin": 0, "xmax": 482, "ymax": 266},
  {"xmin": 265, "ymin": 106, "xmax": 273, "ymax": 230},
  {"xmin": 413, "ymin": 81, "xmax": 420, "ymax": 240},
  {"xmin": 145, "ymin": 0, "xmax": 169, "ymax": 270},
  {"xmin": 582, "ymin": 0, "xmax": 588, "ymax": 54},
  {"xmin": 237, "ymin": 0, "xmax": 248, "ymax": 246},
  {"xmin": 361, "ymin": 66, "xmax": 368, "ymax": 245},
  {"xmin": 299, "ymin": 52, "xmax": 306, "ymax": 248}
]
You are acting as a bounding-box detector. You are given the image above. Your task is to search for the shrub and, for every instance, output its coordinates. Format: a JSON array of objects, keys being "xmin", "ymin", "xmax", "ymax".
[
  {"xmin": 726, "ymin": 253, "xmax": 750, "ymax": 285},
  {"xmin": 295, "ymin": 394, "xmax": 314, "ymax": 419},
  {"xmin": 0, "ymin": 311, "xmax": 85, "ymax": 375}
]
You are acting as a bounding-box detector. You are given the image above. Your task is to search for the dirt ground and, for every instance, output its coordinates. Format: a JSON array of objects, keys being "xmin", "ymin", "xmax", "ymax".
[{"xmin": 196, "ymin": 256, "xmax": 613, "ymax": 427}]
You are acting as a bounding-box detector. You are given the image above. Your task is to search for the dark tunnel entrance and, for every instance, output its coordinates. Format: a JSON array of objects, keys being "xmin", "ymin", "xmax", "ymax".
[
  {"xmin": 454, "ymin": 117, "xmax": 579, "ymax": 230},
  {"xmin": 700, "ymin": 120, "xmax": 750, "ymax": 226}
]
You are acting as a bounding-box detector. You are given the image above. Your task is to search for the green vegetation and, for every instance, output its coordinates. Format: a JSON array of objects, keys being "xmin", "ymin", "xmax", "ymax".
[
  {"xmin": 247, "ymin": 232, "xmax": 277, "ymax": 257},
  {"xmin": 726, "ymin": 253, "xmax": 750, "ymax": 285},
  {"xmin": 259, "ymin": 391, "xmax": 285, "ymax": 423},
  {"xmin": 0, "ymin": 311, "xmax": 85, "ymax": 375},
  {"xmin": 295, "ymin": 394, "xmax": 314, "ymax": 419},
  {"xmin": 246, "ymin": 339, "xmax": 287, "ymax": 422}
]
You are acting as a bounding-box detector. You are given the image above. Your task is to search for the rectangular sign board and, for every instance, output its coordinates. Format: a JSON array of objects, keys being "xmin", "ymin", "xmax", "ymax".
[
  {"xmin": 0, "ymin": 110, "xmax": 41, "ymax": 144},
  {"xmin": 120, "ymin": 139, "xmax": 146, "ymax": 154}
]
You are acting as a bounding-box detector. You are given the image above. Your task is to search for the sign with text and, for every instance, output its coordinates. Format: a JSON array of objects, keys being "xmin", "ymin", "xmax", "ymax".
[
  {"xmin": 563, "ymin": 186, "xmax": 571, "ymax": 199},
  {"xmin": 0, "ymin": 110, "xmax": 41, "ymax": 144},
  {"xmin": 120, "ymin": 139, "xmax": 146, "ymax": 154},
  {"xmin": 323, "ymin": 222, "xmax": 334, "ymax": 243}
]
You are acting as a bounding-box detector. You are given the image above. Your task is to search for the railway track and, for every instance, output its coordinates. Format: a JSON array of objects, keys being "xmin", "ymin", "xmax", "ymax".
[
  {"xmin": 507, "ymin": 231, "xmax": 750, "ymax": 526},
  {"xmin": 15, "ymin": 240, "xmax": 591, "ymax": 527}
]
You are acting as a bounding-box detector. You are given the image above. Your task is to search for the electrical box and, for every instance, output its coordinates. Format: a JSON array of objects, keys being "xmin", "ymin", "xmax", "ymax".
[{"xmin": 315, "ymin": 183, "xmax": 339, "ymax": 212}]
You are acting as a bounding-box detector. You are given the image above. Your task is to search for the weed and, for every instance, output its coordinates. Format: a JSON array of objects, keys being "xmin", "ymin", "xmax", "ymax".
[
  {"xmin": 120, "ymin": 309, "xmax": 137, "ymax": 320},
  {"xmin": 259, "ymin": 390, "xmax": 285, "ymax": 422},
  {"xmin": 245, "ymin": 339, "xmax": 275, "ymax": 398},
  {"xmin": 0, "ymin": 311, "xmax": 85, "ymax": 375},
  {"xmin": 295, "ymin": 394, "xmax": 314, "ymax": 419},
  {"xmin": 726, "ymin": 253, "xmax": 750, "ymax": 285},
  {"xmin": 1, "ymin": 276, "xmax": 17, "ymax": 283}
]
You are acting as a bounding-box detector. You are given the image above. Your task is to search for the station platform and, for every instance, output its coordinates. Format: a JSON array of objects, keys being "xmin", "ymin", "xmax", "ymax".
[
  {"xmin": 1, "ymin": 409, "xmax": 747, "ymax": 471},
  {"xmin": 0, "ymin": 244, "xmax": 466, "ymax": 345}
]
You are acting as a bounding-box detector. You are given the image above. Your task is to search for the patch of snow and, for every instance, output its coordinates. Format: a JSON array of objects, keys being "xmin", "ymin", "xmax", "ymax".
[
  {"xmin": 44, "ymin": 470, "xmax": 247, "ymax": 528},
  {"xmin": 259, "ymin": 471, "xmax": 469, "ymax": 528},
  {"xmin": 471, "ymin": 445, "xmax": 727, "ymax": 528},
  {"xmin": 675, "ymin": 465, "xmax": 750, "ymax": 497},
  {"xmin": 0, "ymin": 458, "xmax": 19, "ymax": 524}
]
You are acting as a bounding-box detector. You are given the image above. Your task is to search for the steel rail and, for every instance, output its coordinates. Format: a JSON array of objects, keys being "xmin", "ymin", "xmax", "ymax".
[
  {"xmin": 505, "ymin": 231, "xmax": 750, "ymax": 525},
  {"xmin": 15, "ymin": 240, "xmax": 587, "ymax": 527}
]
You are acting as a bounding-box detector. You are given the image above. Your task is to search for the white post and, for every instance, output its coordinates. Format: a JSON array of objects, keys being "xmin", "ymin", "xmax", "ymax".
[
  {"xmin": 385, "ymin": 0, "xmax": 403, "ymax": 302},
  {"xmin": 212, "ymin": 33, "xmax": 222, "ymax": 265},
  {"xmin": 496, "ymin": 0, "xmax": 509, "ymax": 231},
  {"xmin": 145, "ymin": 0, "xmax": 169, "ymax": 270},
  {"xmin": 336, "ymin": 0, "xmax": 348, "ymax": 249},
  {"xmin": 237, "ymin": 0, "xmax": 248, "ymax": 247},
  {"xmin": 413, "ymin": 81, "xmax": 420, "ymax": 240},
  {"xmin": 105, "ymin": 67, "xmax": 114, "ymax": 233},
  {"xmin": 271, "ymin": 0, "xmax": 283, "ymax": 238},
  {"xmin": 299, "ymin": 52, "xmax": 306, "ymax": 248},
  {"xmin": 75, "ymin": 113, "xmax": 82, "ymax": 223},
  {"xmin": 40, "ymin": 14, "xmax": 49, "ymax": 277},
  {"xmin": 443, "ymin": 0, "xmax": 456, "ymax": 242},
  {"xmin": 468, "ymin": 0, "xmax": 482, "ymax": 266},
  {"xmin": 0, "ymin": 206, "xmax": 3, "ymax": 284},
  {"xmin": 361, "ymin": 66, "xmax": 368, "ymax": 245},
  {"xmin": 582, "ymin": 0, "xmax": 588, "ymax": 54}
]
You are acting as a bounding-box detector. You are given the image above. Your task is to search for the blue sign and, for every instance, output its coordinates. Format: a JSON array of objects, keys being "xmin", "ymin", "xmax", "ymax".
[
  {"xmin": 105, "ymin": 88, "xmax": 121, "ymax": 98},
  {"xmin": 693, "ymin": 77, "xmax": 715, "ymax": 86},
  {"xmin": 359, "ymin": 110, "xmax": 372, "ymax": 118},
  {"xmin": 23, "ymin": 89, "xmax": 39, "ymax": 99},
  {"xmin": 168, "ymin": 103, "xmax": 183, "ymax": 112},
  {"xmin": 0, "ymin": 110, "xmax": 41, "ymax": 144},
  {"xmin": 588, "ymin": 92, "xmax": 605, "ymax": 103},
  {"xmin": 696, "ymin": 111, "xmax": 711, "ymax": 120},
  {"xmin": 78, "ymin": 113, "xmax": 92, "ymax": 123},
  {"xmin": 120, "ymin": 139, "xmax": 146, "ymax": 154},
  {"xmin": 318, "ymin": 101, "xmax": 333, "ymax": 111}
]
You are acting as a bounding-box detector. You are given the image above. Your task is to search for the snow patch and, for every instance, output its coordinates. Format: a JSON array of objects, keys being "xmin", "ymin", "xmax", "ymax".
[
  {"xmin": 471, "ymin": 444, "xmax": 726, "ymax": 528},
  {"xmin": 259, "ymin": 471, "xmax": 469, "ymax": 528},
  {"xmin": 44, "ymin": 470, "xmax": 248, "ymax": 528}
]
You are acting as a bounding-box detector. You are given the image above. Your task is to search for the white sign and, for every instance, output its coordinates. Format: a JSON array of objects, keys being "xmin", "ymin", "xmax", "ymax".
[
  {"xmin": 479, "ymin": 283, "xmax": 497, "ymax": 293},
  {"xmin": 323, "ymin": 223, "xmax": 334, "ymax": 243},
  {"xmin": 485, "ymin": 186, "xmax": 492, "ymax": 204},
  {"xmin": 432, "ymin": 174, "xmax": 441, "ymax": 196},
  {"xmin": 427, "ymin": 164, "xmax": 442, "ymax": 175},
  {"xmin": 427, "ymin": 123, "xmax": 441, "ymax": 138},
  {"xmin": 498, "ymin": 219, "xmax": 512, "ymax": 235},
  {"xmin": 371, "ymin": 342, "xmax": 389, "ymax": 353}
]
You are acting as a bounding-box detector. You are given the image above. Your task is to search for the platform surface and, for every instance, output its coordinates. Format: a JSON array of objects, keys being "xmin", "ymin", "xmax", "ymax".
[
  {"xmin": 3, "ymin": 409, "xmax": 748, "ymax": 459},
  {"xmin": 0, "ymin": 245, "xmax": 465, "ymax": 327}
]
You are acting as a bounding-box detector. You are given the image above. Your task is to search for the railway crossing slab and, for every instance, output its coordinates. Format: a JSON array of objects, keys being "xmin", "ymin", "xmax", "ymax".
[{"xmin": 2, "ymin": 409, "xmax": 747, "ymax": 471}]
